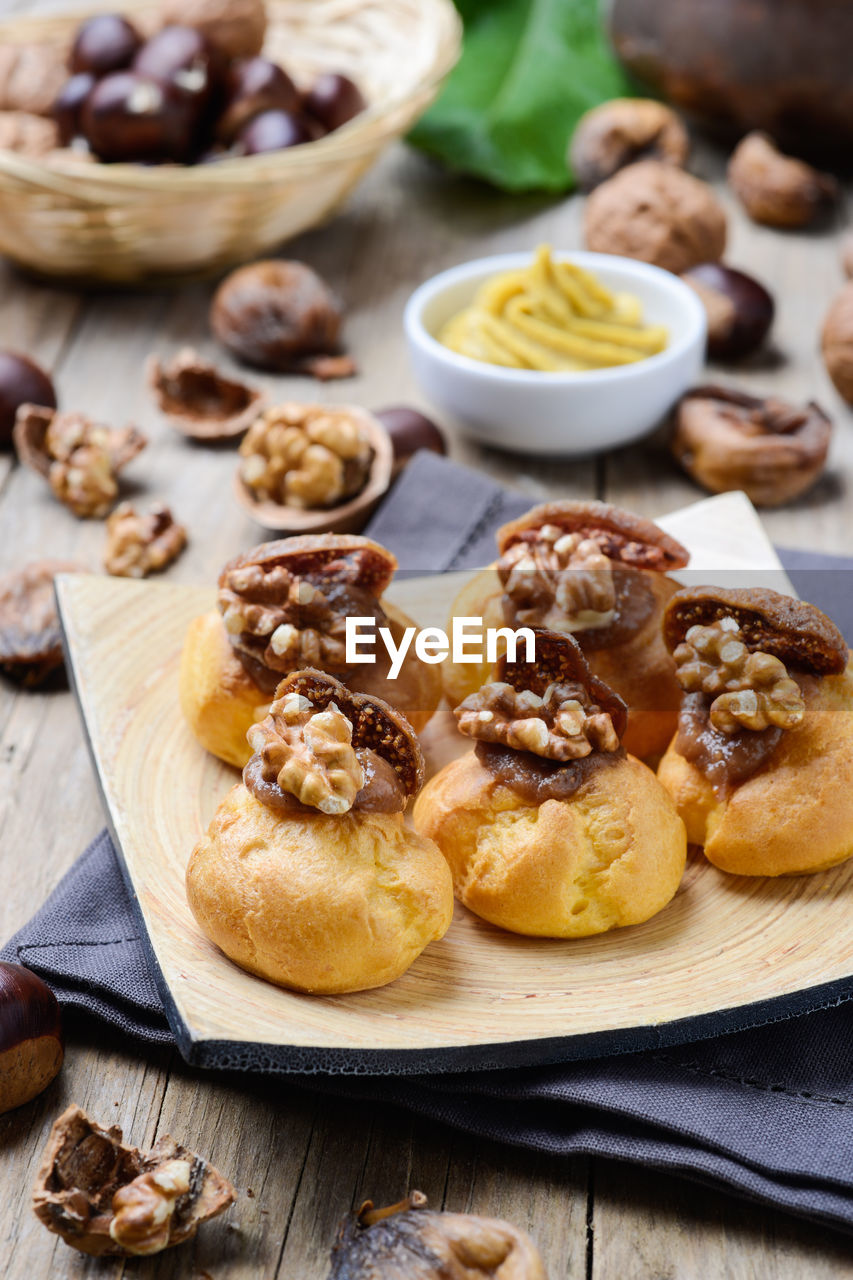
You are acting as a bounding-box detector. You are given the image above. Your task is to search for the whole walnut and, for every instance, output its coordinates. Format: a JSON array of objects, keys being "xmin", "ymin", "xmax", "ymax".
[
  {"xmin": 0, "ymin": 111, "xmax": 59, "ymax": 157},
  {"xmin": 822, "ymin": 282, "xmax": 853, "ymax": 404},
  {"xmin": 728, "ymin": 132, "xmax": 836, "ymax": 229},
  {"xmin": 0, "ymin": 41, "xmax": 68, "ymax": 117},
  {"xmin": 156, "ymin": 0, "xmax": 267, "ymax": 59},
  {"xmin": 584, "ymin": 159, "xmax": 726, "ymax": 275}
]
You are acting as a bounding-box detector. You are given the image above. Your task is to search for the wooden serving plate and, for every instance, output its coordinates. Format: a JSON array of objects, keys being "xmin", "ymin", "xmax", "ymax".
[{"xmin": 55, "ymin": 494, "xmax": 853, "ymax": 1074}]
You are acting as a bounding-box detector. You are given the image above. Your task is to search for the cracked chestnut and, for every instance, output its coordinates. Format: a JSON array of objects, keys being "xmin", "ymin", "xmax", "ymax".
[
  {"xmin": 69, "ymin": 13, "xmax": 142, "ymax": 77},
  {"xmin": 0, "ymin": 351, "xmax": 56, "ymax": 449},
  {"xmin": 681, "ymin": 263, "xmax": 774, "ymax": 362},
  {"xmin": 0, "ymin": 962, "xmax": 63, "ymax": 1114}
]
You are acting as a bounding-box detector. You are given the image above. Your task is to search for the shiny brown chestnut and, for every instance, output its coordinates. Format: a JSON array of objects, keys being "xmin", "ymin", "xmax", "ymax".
[
  {"xmin": 132, "ymin": 25, "xmax": 223, "ymax": 119},
  {"xmin": 53, "ymin": 72, "xmax": 96, "ymax": 146},
  {"xmin": 217, "ymin": 57, "xmax": 301, "ymax": 143},
  {"xmin": 0, "ymin": 351, "xmax": 56, "ymax": 449},
  {"xmin": 69, "ymin": 13, "xmax": 142, "ymax": 77},
  {"xmin": 82, "ymin": 71, "xmax": 198, "ymax": 163},
  {"xmin": 303, "ymin": 72, "xmax": 366, "ymax": 133},
  {"xmin": 375, "ymin": 405, "xmax": 447, "ymax": 476},
  {"xmin": 235, "ymin": 108, "xmax": 311, "ymax": 155},
  {"xmin": 681, "ymin": 263, "xmax": 775, "ymax": 362},
  {"xmin": 210, "ymin": 260, "xmax": 342, "ymax": 371},
  {"xmin": 0, "ymin": 962, "xmax": 63, "ymax": 1114}
]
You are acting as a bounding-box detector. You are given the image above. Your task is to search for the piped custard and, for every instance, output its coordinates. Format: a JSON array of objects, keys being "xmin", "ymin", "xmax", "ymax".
[{"xmin": 439, "ymin": 245, "xmax": 668, "ymax": 372}]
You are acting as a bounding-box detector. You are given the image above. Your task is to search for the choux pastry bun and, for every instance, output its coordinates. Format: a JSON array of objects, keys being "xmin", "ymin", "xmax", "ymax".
[
  {"xmin": 442, "ymin": 501, "xmax": 689, "ymax": 762},
  {"xmin": 657, "ymin": 586, "xmax": 853, "ymax": 877},
  {"xmin": 187, "ymin": 670, "xmax": 453, "ymax": 994},
  {"xmin": 179, "ymin": 534, "xmax": 442, "ymax": 768},
  {"xmin": 414, "ymin": 630, "xmax": 686, "ymax": 937}
]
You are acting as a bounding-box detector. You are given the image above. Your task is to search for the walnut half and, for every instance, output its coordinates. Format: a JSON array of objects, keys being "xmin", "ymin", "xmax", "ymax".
[
  {"xmin": 239, "ymin": 403, "xmax": 374, "ymax": 509},
  {"xmin": 104, "ymin": 502, "xmax": 187, "ymax": 578},
  {"xmin": 456, "ymin": 679, "xmax": 620, "ymax": 761},
  {"xmin": 247, "ymin": 689, "xmax": 365, "ymax": 814},
  {"xmin": 674, "ymin": 616, "xmax": 805, "ymax": 734}
]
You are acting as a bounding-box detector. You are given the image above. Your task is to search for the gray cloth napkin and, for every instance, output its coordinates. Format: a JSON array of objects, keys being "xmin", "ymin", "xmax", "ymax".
[{"xmin": 4, "ymin": 451, "xmax": 853, "ymax": 1233}]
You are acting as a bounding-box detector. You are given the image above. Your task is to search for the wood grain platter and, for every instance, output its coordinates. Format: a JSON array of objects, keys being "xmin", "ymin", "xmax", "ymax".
[{"xmin": 55, "ymin": 492, "xmax": 853, "ymax": 1074}]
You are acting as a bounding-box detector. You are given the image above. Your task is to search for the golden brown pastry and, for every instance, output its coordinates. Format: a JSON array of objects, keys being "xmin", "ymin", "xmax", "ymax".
[
  {"xmin": 657, "ymin": 586, "xmax": 853, "ymax": 876},
  {"xmin": 187, "ymin": 671, "xmax": 453, "ymax": 994},
  {"xmin": 415, "ymin": 631, "xmax": 686, "ymax": 937},
  {"xmin": 443, "ymin": 501, "xmax": 689, "ymax": 761},
  {"xmin": 179, "ymin": 534, "xmax": 442, "ymax": 767}
]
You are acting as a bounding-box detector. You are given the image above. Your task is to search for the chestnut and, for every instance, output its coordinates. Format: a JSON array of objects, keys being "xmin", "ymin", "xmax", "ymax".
[
  {"xmin": 82, "ymin": 71, "xmax": 198, "ymax": 163},
  {"xmin": 0, "ymin": 350, "xmax": 56, "ymax": 450},
  {"xmin": 217, "ymin": 57, "xmax": 301, "ymax": 143},
  {"xmin": 210, "ymin": 260, "xmax": 342, "ymax": 371},
  {"xmin": 53, "ymin": 72, "xmax": 96, "ymax": 146},
  {"xmin": 69, "ymin": 13, "xmax": 142, "ymax": 77},
  {"xmin": 236, "ymin": 108, "xmax": 311, "ymax": 155},
  {"xmin": 681, "ymin": 263, "xmax": 775, "ymax": 362},
  {"xmin": 303, "ymin": 72, "xmax": 365, "ymax": 133},
  {"xmin": 132, "ymin": 25, "xmax": 223, "ymax": 120},
  {"xmin": 375, "ymin": 405, "xmax": 447, "ymax": 476},
  {"xmin": 0, "ymin": 961, "xmax": 63, "ymax": 1114}
]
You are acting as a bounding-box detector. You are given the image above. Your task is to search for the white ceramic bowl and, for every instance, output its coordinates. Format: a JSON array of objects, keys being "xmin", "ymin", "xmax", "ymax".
[{"xmin": 403, "ymin": 251, "xmax": 706, "ymax": 457}]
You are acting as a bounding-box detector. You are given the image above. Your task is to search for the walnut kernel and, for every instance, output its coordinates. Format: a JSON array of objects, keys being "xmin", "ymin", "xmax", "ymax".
[
  {"xmin": 727, "ymin": 132, "xmax": 836, "ymax": 229},
  {"xmin": 239, "ymin": 403, "xmax": 373, "ymax": 509},
  {"xmin": 456, "ymin": 678, "xmax": 620, "ymax": 761},
  {"xmin": 109, "ymin": 1161, "xmax": 192, "ymax": 1256},
  {"xmin": 674, "ymin": 616, "xmax": 805, "ymax": 734},
  {"xmin": 499, "ymin": 525, "xmax": 615, "ymax": 632},
  {"xmin": 104, "ymin": 502, "xmax": 187, "ymax": 578},
  {"xmin": 247, "ymin": 689, "xmax": 365, "ymax": 814},
  {"xmin": 584, "ymin": 159, "xmax": 726, "ymax": 274}
]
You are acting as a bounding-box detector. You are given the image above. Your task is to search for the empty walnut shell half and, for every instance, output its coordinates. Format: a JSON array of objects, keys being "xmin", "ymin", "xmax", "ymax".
[
  {"xmin": 497, "ymin": 499, "xmax": 689, "ymax": 571},
  {"xmin": 727, "ymin": 133, "xmax": 837, "ymax": 229},
  {"xmin": 570, "ymin": 98, "xmax": 689, "ymax": 192},
  {"xmin": 663, "ymin": 587, "xmax": 847, "ymax": 677},
  {"xmin": 233, "ymin": 404, "xmax": 393, "ymax": 535},
  {"xmin": 498, "ymin": 627, "xmax": 629, "ymax": 742},
  {"xmin": 32, "ymin": 1104, "xmax": 235, "ymax": 1257},
  {"xmin": 0, "ymin": 559, "xmax": 87, "ymax": 686},
  {"xmin": 328, "ymin": 1191, "xmax": 547, "ymax": 1279},
  {"xmin": 270, "ymin": 667, "xmax": 425, "ymax": 798},
  {"xmin": 671, "ymin": 386, "xmax": 832, "ymax": 508},
  {"xmin": 147, "ymin": 348, "xmax": 265, "ymax": 440}
]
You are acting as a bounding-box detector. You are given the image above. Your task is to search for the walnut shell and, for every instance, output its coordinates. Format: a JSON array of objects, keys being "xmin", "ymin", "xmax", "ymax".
[
  {"xmin": 156, "ymin": 0, "xmax": 267, "ymax": 59},
  {"xmin": 497, "ymin": 499, "xmax": 689, "ymax": 571},
  {"xmin": 147, "ymin": 347, "xmax": 265, "ymax": 440},
  {"xmin": 821, "ymin": 282, "xmax": 853, "ymax": 404},
  {"xmin": 570, "ymin": 98, "xmax": 689, "ymax": 192},
  {"xmin": 0, "ymin": 560, "xmax": 86, "ymax": 685},
  {"xmin": 671, "ymin": 385, "xmax": 832, "ymax": 507},
  {"xmin": 727, "ymin": 132, "xmax": 836, "ymax": 228},
  {"xmin": 0, "ymin": 110, "xmax": 59, "ymax": 156},
  {"xmin": 0, "ymin": 41, "xmax": 68, "ymax": 117},
  {"xmin": 663, "ymin": 587, "xmax": 847, "ymax": 676},
  {"xmin": 584, "ymin": 159, "xmax": 726, "ymax": 274},
  {"xmin": 32, "ymin": 1104, "xmax": 235, "ymax": 1257}
]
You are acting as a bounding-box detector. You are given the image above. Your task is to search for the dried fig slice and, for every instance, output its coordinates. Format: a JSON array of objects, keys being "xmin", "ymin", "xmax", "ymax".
[
  {"xmin": 498, "ymin": 627, "xmax": 629, "ymax": 741},
  {"xmin": 147, "ymin": 347, "xmax": 265, "ymax": 441},
  {"xmin": 497, "ymin": 500, "xmax": 689, "ymax": 572},
  {"xmin": 276, "ymin": 668, "xmax": 425, "ymax": 797},
  {"xmin": 663, "ymin": 587, "xmax": 848, "ymax": 676},
  {"xmin": 328, "ymin": 1190, "xmax": 547, "ymax": 1279},
  {"xmin": 32, "ymin": 1105, "xmax": 235, "ymax": 1257},
  {"xmin": 0, "ymin": 560, "xmax": 86, "ymax": 686}
]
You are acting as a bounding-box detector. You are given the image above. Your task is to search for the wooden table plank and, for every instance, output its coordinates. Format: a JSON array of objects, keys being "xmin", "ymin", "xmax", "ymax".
[{"xmin": 1, "ymin": 115, "xmax": 852, "ymax": 1277}]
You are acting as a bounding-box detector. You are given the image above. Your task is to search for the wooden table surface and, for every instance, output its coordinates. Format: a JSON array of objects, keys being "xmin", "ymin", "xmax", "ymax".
[{"xmin": 2, "ymin": 107, "xmax": 853, "ymax": 1279}]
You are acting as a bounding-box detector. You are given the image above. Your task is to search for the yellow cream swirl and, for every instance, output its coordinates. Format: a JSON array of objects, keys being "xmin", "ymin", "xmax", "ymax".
[{"xmin": 439, "ymin": 245, "xmax": 668, "ymax": 372}]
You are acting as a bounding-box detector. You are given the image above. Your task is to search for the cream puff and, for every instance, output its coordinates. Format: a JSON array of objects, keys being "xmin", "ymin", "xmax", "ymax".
[
  {"xmin": 180, "ymin": 533, "xmax": 443, "ymax": 767},
  {"xmin": 442, "ymin": 501, "xmax": 689, "ymax": 761},
  {"xmin": 657, "ymin": 586, "xmax": 853, "ymax": 876},
  {"xmin": 186, "ymin": 670, "xmax": 453, "ymax": 994},
  {"xmin": 414, "ymin": 629, "xmax": 686, "ymax": 937}
]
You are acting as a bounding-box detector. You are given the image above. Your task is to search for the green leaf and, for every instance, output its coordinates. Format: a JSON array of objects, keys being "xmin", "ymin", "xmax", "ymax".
[{"xmin": 409, "ymin": 0, "xmax": 631, "ymax": 192}]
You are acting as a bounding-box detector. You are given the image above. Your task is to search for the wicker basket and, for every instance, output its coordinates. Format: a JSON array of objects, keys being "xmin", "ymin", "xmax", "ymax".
[{"xmin": 0, "ymin": 0, "xmax": 461, "ymax": 284}]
